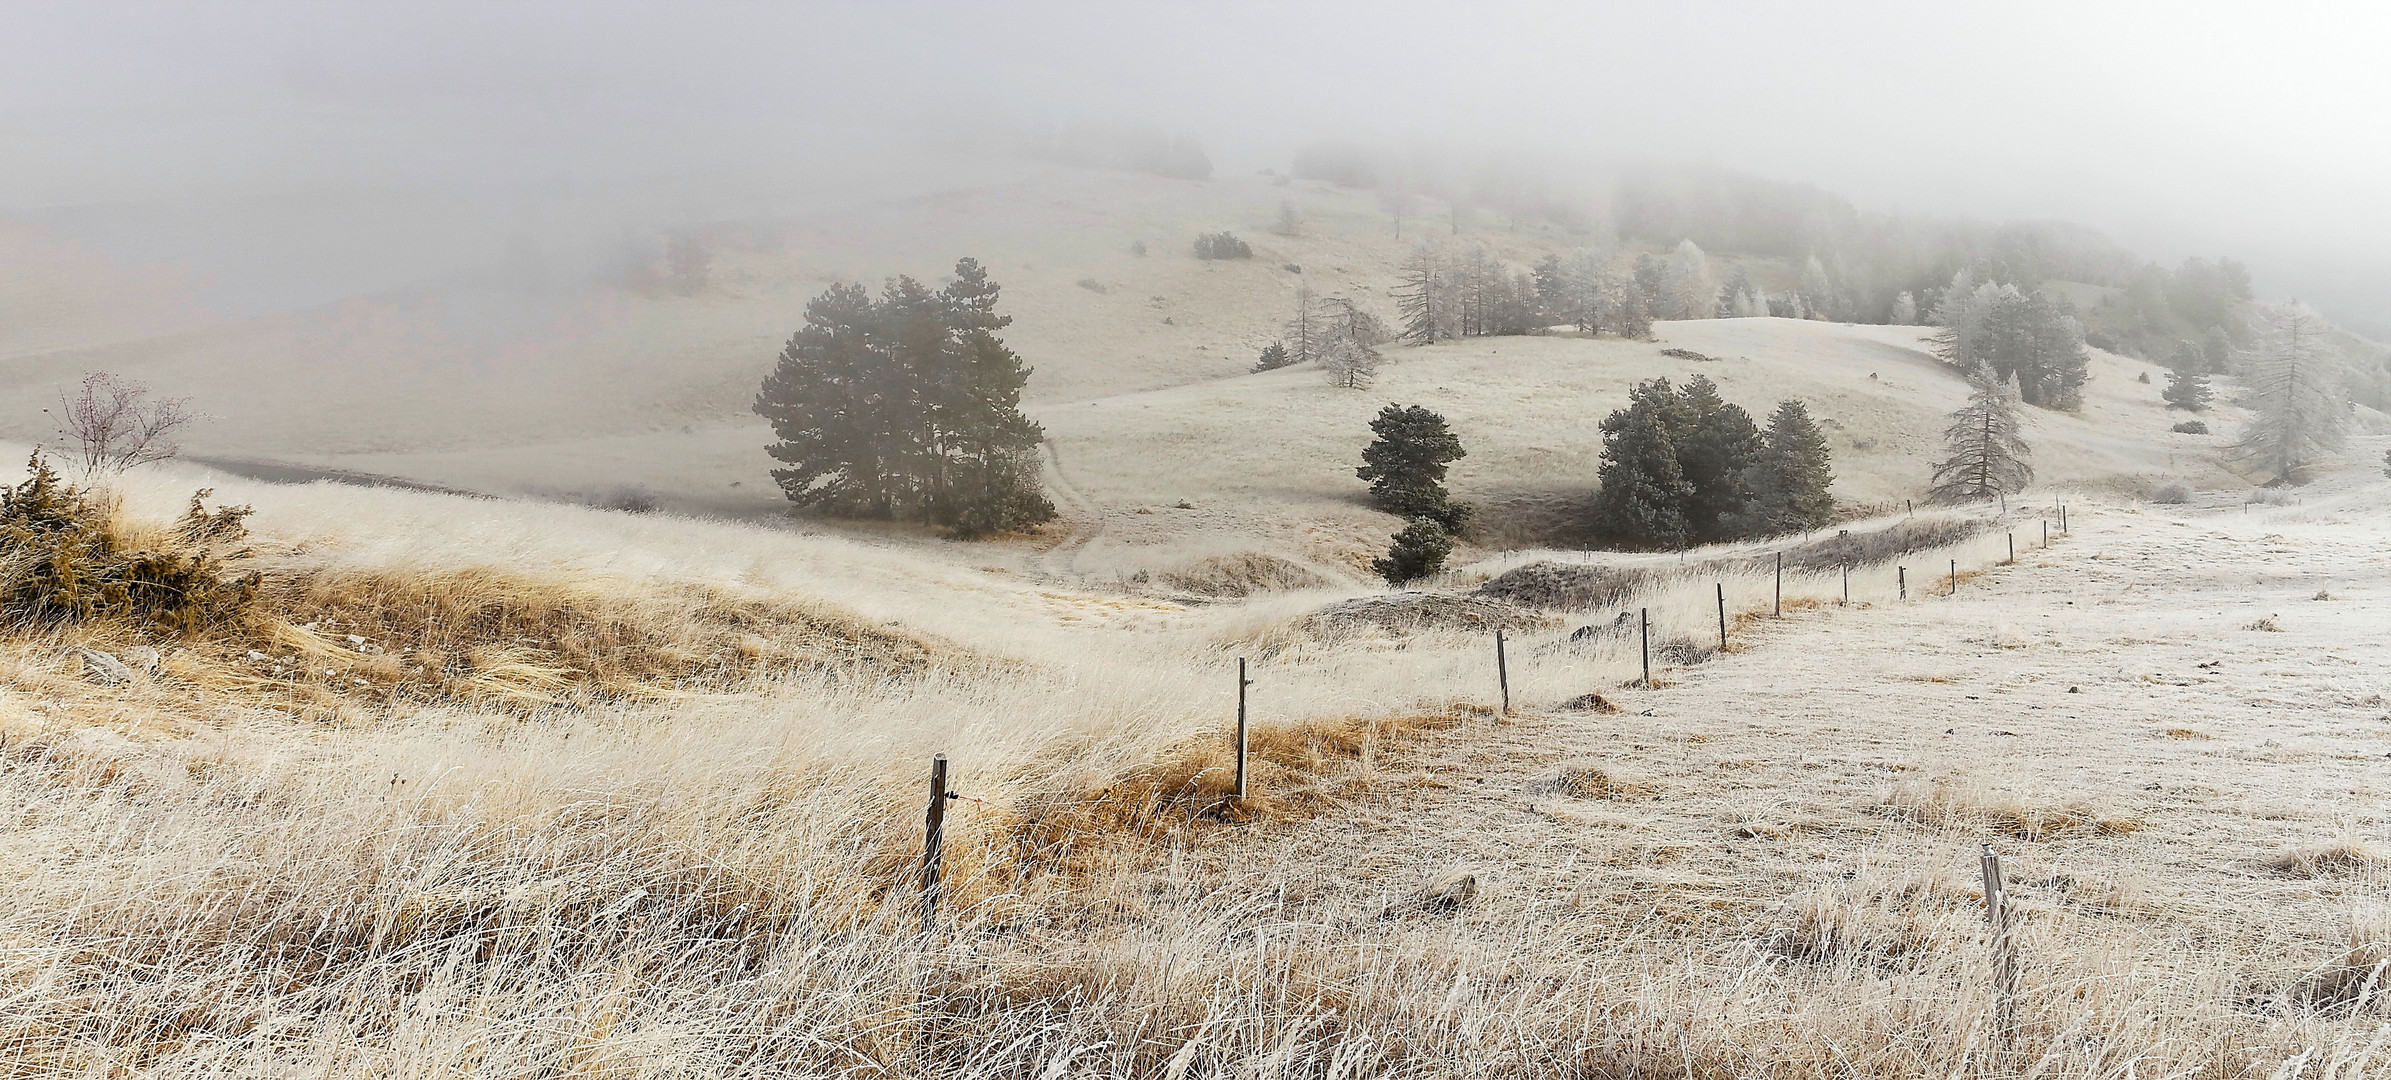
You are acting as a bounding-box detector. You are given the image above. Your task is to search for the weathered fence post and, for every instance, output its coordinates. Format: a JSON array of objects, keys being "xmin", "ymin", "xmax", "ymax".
[
  {"xmin": 2043, "ymin": 520, "xmax": 2049, "ymax": 548},
  {"xmin": 1950, "ymin": 558, "xmax": 1958, "ymax": 597},
  {"xmin": 921, "ymin": 753, "xmax": 952, "ymax": 934},
  {"xmin": 1906, "ymin": 498, "xmax": 1913, "ymax": 517},
  {"xmin": 1716, "ymin": 583, "xmax": 1727, "ymax": 651},
  {"xmin": 1898, "ymin": 565, "xmax": 1907, "ymax": 599},
  {"xmin": 1981, "ymin": 843, "xmax": 2020, "ymax": 1039},
  {"xmin": 1494, "ymin": 630, "xmax": 1510, "ymax": 716},
  {"xmin": 1639, "ymin": 607, "xmax": 1651, "ymax": 687},
  {"xmin": 2007, "ymin": 532, "xmax": 2015, "ymax": 564},
  {"xmin": 1235, "ymin": 658, "xmax": 1253, "ymax": 800},
  {"xmin": 1841, "ymin": 563, "xmax": 1849, "ymax": 606},
  {"xmin": 1773, "ymin": 552, "xmax": 1783, "ymax": 617},
  {"xmin": 2061, "ymin": 503, "xmax": 2068, "ymax": 534}
]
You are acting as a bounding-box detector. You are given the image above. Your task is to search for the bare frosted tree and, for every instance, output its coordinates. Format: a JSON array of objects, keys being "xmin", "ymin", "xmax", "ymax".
[
  {"xmin": 1889, "ymin": 290, "xmax": 1919, "ymax": 325},
  {"xmin": 1665, "ymin": 239, "xmax": 1719, "ymax": 320},
  {"xmin": 1282, "ymin": 285, "xmax": 1323, "ymax": 365},
  {"xmin": 1928, "ymin": 365, "xmax": 2034, "ymax": 503},
  {"xmin": 2233, "ymin": 302, "xmax": 2348, "ymax": 484},
  {"xmin": 1393, "ymin": 243, "xmax": 1447, "ymax": 344},
  {"xmin": 50, "ymin": 372, "xmax": 195, "ymax": 482},
  {"xmin": 1318, "ymin": 334, "xmax": 1382, "ymax": 389}
]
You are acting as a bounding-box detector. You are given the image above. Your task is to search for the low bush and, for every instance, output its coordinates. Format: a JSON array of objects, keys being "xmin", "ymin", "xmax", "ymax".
[
  {"xmin": 2153, "ymin": 483, "xmax": 2192, "ymax": 504},
  {"xmin": 1192, "ymin": 231, "xmax": 1252, "ymax": 260},
  {"xmin": 2172, "ymin": 420, "xmax": 2210, "ymax": 434},
  {"xmin": 0, "ymin": 454, "xmax": 258, "ymax": 635}
]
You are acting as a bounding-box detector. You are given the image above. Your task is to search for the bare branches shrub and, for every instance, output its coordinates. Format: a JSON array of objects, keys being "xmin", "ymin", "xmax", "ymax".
[{"xmin": 50, "ymin": 372, "xmax": 194, "ymax": 482}]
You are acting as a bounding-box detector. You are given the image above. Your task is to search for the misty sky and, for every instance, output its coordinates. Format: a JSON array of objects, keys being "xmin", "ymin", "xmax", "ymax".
[{"xmin": 5, "ymin": 0, "xmax": 2386, "ymax": 332}]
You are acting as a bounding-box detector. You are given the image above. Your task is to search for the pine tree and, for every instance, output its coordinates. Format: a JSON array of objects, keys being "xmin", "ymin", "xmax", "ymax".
[
  {"xmin": 1674, "ymin": 374, "xmax": 1758, "ymax": 542},
  {"xmin": 1253, "ymin": 341, "xmax": 1294, "ymax": 372},
  {"xmin": 1928, "ymin": 365, "xmax": 2034, "ymax": 503},
  {"xmin": 2162, "ymin": 364, "xmax": 2212, "ymax": 411},
  {"xmin": 1798, "ymin": 255, "xmax": 1837, "ymax": 320},
  {"xmin": 1356, "ymin": 404, "xmax": 1470, "ymax": 529},
  {"xmin": 1372, "ymin": 517, "xmax": 1454, "ymax": 585},
  {"xmin": 1394, "ymin": 245, "xmax": 1446, "ymax": 345},
  {"xmin": 1533, "ymin": 253, "xmax": 1578, "ymax": 329},
  {"xmin": 1590, "ymin": 378, "xmax": 1695, "ymax": 548},
  {"xmin": 2233, "ymin": 302, "xmax": 2348, "ymax": 485},
  {"xmin": 1889, "ymin": 291, "xmax": 1918, "ymax": 325},
  {"xmin": 1744, "ymin": 400, "xmax": 1836, "ymax": 533},
  {"xmin": 754, "ymin": 258, "xmax": 1054, "ymax": 536}
]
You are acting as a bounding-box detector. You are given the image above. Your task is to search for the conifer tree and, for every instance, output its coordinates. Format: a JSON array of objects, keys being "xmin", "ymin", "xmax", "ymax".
[
  {"xmin": 1744, "ymin": 400, "xmax": 1836, "ymax": 533},
  {"xmin": 1356, "ymin": 404, "xmax": 1470, "ymax": 530},
  {"xmin": 1674, "ymin": 374, "xmax": 1758, "ymax": 542},
  {"xmin": 1590, "ymin": 378, "xmax": 1696, "ymax": 548},
  {"xmin": 1889, "ymin": 291, "xmax": 1918, "ymax": 325},
  {"xmin": 1533, "ymin": 253, "xmax": 1577, "ymax": 328},
  {"xmin": 2162, "ymin": 364, "xmax": 2212, "ymax": 411},
  {"xmin": 2234, "ymin": 302, "xmax": 2348, "ymax": 484},
  {"xmin": 1666, "ymin": 239, "xmax": 1719, "ymax": 320},
  {"xmin": 1253, "ymin": 341, "xmax": 1294, "ymax": 372},
  {"xmin": 1928, "ymin": 365, "xmax": 2034, "ymax": 503},
  {"xmin": 755, "ymin": 258, "xmax": 1055, "ymax": 536},
  {"xmin": 1373, "ymin": 517, "xmax": 1453, "ymax": 585}
]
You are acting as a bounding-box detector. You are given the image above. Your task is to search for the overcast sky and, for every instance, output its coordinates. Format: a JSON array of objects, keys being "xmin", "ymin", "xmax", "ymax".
[{"xmin": 6, "ymin": 0, "xmax": 2386, "ymax": 331}]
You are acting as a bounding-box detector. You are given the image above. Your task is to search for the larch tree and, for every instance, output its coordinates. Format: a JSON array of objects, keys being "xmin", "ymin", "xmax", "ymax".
[
  {"xmin": 1744, "ymin": 400, "xmax": 1836, "ymax": 533},
  {"xmin": 1317, "ymin": 296, "xmax": 1390, "ymax": 389},
  {"xmin": 1927, "ymin": 365, "xmax": 2034, "ymax": 504},
  {"xmin": 1394, "ymin": 244, "xmax": 1447, "ymax": 344},
  {"xmin": 2233, "ymin": 302, "xmax": 2348, "ymax": 484},
  {"xmin": 1283, "ymin": 285, "xmax": 1324, "ymax": 365},
  {"xmin": 1356, "ymin": 403, "xmax": 1470, "ymax": 529},
  {"xmin": 1665, "ymin": 239, "xmax": 1719, "ymax": 320}
]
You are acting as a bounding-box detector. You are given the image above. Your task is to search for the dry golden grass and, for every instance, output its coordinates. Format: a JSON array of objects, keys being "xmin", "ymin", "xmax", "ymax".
[
  {"xmin": 1882, "ymin": 775, "xmax": 2145, "ymax": 840},
  {"xmin": 2271, "ymin": 840, "xmax": 2386, "ymax": 878}
]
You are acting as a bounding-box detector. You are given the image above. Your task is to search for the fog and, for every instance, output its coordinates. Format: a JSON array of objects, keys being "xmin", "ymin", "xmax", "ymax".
[{"xmin": 5, "ymin": 0, "xmax": 2387, "ymax": 333}]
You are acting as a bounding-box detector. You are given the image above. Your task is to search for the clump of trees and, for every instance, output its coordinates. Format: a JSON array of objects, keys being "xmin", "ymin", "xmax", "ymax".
[
  {"xmin": 1589, "ymin": 375, "xmax": 1835, "ymax": 548},
  {"xmin": 1193, "ymin": 232, "xmax": 1252, "ymax": 260},
  {"xmin": 2233, "ymin": 303, "xmax": 2349, "ymax": 485},
  {"xmin": 1928, "ymin": 269, "xmax": 2091, "ymax": 409},
  {"xmin": 1277, "ymin": 288, "xmax": 1390, "ymax": 387},
  {"xmin": 1357, "ymin": 405, "xmax": 1470, "ymax": 530},
  {"xmin": 753, "ymin": 258, "xmax": 1056, "ymax": 538},
  {"xmin": 1928, "ymin": 365, "xmax": 2034, "ymax": 503}
]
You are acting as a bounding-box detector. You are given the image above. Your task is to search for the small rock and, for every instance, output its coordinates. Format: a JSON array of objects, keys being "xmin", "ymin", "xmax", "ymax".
[
  {"xmin": 73, "ymin": 648, "xmax": 134, "ymax": 686},
  {"xmin": 346, "ymin": 634, "xmax": 367, "ymax": 647},
  {"xmin": 246, "ymin": 650, "xmax": 270, "ymax": 662}
]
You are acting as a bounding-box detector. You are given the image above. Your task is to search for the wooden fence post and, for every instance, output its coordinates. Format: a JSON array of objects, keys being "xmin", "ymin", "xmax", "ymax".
[
  {"xmin": 1950, "ymin": 558, "xmax": 1958, "ymax": 597},
  {"xmin": 1494, "ymin": 630, "xmax": 1510, "ymax": 716},
  {"xmin": 1906, "ymin": 498, "xmax": 1913, "ymax": 517},
  {"xmin": 1840, "ymin": 563, "xmax": 1849, "ymax": 606},
  {"xmin": 1235, "ymin": 658, "xmax": 1252, "ymax": 800},
  {"xmin": 1981, "ymin": 843, "xmax": 2020, "ymax": 1038},
  {"xmin": 1898, "ymin": 565, "xmax": 1906, "ymax": 599},
  {"xmin": 1716, "ymin": 583, "xmax": 1727, "ymax": 651},
  {"xmin": 1774, "ymin": 552, "xmax": 1783, "ymax": 617},
  {"xmin": 921, "ymin": 753, "xmax": 951, "ymax": 934},
  {"xmin": 2007, "ymin": 532, "xmax": 2015, "ymax": 564},
  {"xmin": 1639, "ymin": 607, "xmax": 1651, "ymax": 687},
  {"xmin": 2043, "ymin": 520, "xmax": 2049, "ymax": 548}
]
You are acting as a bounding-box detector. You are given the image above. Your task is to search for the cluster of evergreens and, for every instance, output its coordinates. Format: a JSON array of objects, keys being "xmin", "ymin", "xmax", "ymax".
[
  {"xmin": 753, "ymin": 258, "xmax": 1056, "ymax": 538},
  {"xmin": 1927, "ymin": 269, "xmax": 2093, "ymax": 410},
  {"xmin": 1588, "ymin": 375, "xmax": 1836, "ymax": 549},
  {"xmin": 1192, "ymin": 232, "xmax": 1252, "ymax": 260}
]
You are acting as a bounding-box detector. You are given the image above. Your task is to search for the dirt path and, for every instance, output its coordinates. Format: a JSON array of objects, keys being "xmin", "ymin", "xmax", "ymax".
[{"xmin": 1032, "ymin": 438, "xmax": 1105, "ymax": 582}]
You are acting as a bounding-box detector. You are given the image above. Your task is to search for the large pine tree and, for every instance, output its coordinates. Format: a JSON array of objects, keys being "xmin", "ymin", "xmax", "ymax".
[
  {"xmin": 1674, "ymin": 374, "xmax": 1758, "ymax": 542},
  {"xmin": 1928, "ymin": 365, "xmax": 2034, "ymax": 503},
  {"xmin": 754, "ymin": 258, "xmax": 1055, "ymax": 536},
  {"xmin": 1590, "ymin": 378, "xmax": 1697, "ymax": 548},
  {"xmin": 1356, "ymin": 404, "xmax": 1469, "ymax": 529},
  {"xmin": 1744, "ymin": 400, "xmax": 1836, "ymax": 533},
  {"xmin": 2162, "ymin": 364, "xmax": 2212, "ymax": 411}
]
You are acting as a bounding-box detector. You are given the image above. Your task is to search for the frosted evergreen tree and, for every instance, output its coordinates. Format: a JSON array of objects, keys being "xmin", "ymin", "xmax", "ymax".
[
  {"xmin": 1394, "ymin": 244, "xmax": 1447, "ymax": 344},
  {"xmin": 2162, "ymin": 364, "xmax": 2212, "ymax": 411},
  {"xmin": 2233, "ymin": 303, "xmax": 2348, "ymax": 484},
  {"xmin": 1798, "ymin": 255, "xmax": 1837, "ymax": 320},
  {"xmin": 1744, "ymin": 399, "xmax": 1837, "ymax": 533},
  {"xmin": 1928, "ymin": 365, "xmax": 2034, "ymax": 503},
  {"xmin": 1889, "ymin": 291, "xmax": 1918, "ymax": 325},
  {"xmin": 1283, "ymin": 285, "xmax": 1324, "ymax": 365}
]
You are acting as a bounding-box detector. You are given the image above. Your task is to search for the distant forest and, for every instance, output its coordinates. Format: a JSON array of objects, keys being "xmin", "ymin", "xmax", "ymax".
[{"xmin": 1286, "ymin": 143, "xmax": 2391, "ymax": 411}]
